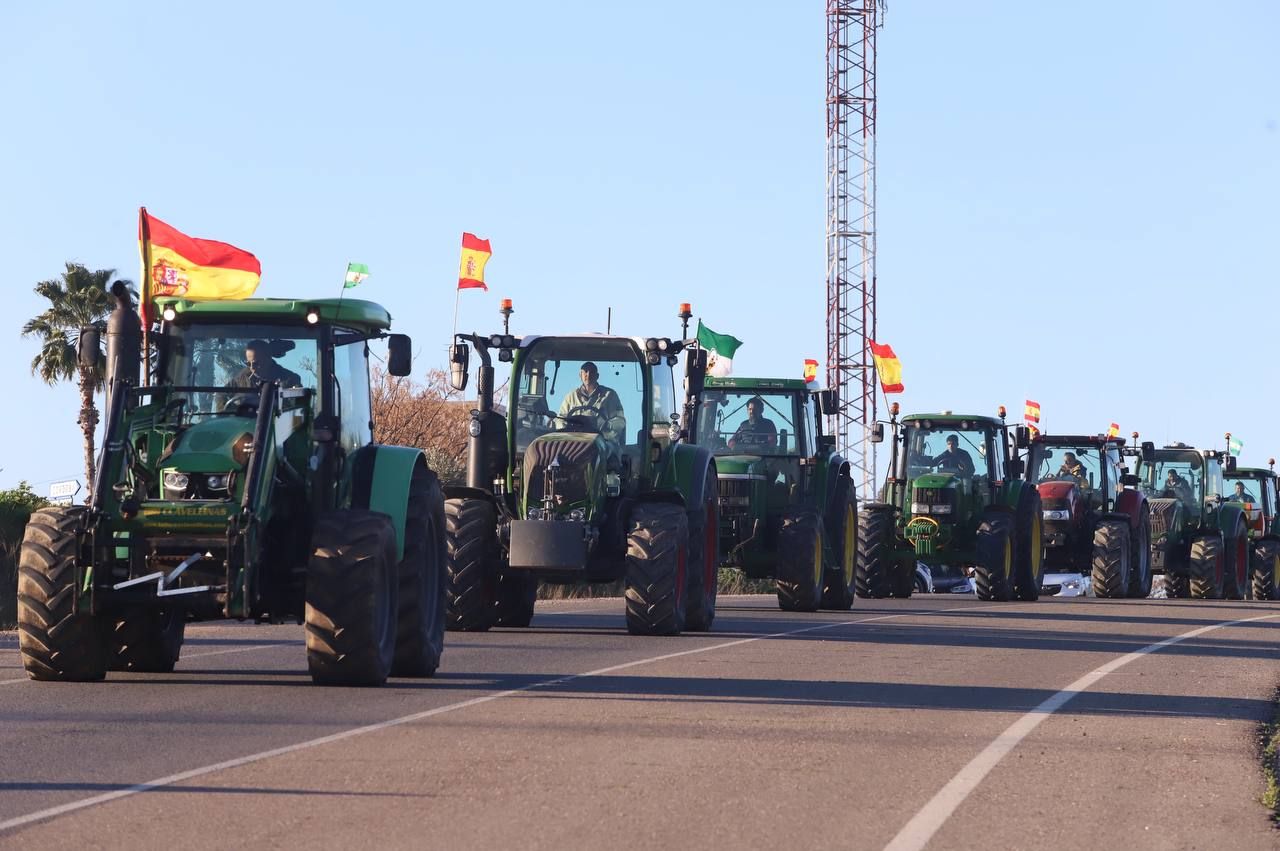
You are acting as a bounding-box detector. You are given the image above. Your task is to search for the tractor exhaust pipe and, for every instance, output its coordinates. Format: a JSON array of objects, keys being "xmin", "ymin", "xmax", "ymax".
[{"xmin": 104, "ymin": 281, "xmax": 141, "ymax": 414}]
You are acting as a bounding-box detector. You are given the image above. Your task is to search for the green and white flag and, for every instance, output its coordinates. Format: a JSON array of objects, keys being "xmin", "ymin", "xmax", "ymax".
[
  {"xmin": 1229, "ymin": 435, "xmax": 1244, "ymax": 456},
  {"xmin": 697, "ymin": 320, "xmax": 743, "ymax": 377},
  {"xmin": 344, "ymin": 262, "xmax": 370, "ymax": 289}
]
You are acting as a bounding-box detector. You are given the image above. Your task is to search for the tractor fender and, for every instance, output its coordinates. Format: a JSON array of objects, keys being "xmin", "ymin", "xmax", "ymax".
[
  {"xmin": 1215, "ymin": 502, "xmax": 1247, "ymax": 539},
  {"xmin": 820, "ymin": 456, "xmax": 852, "ymax": 513},
  {"xmin": 1113, "ymin": 488, "xmax": 1146, "ymax": 530},
  {"xmin": 1001, "ymin": 478, "xmax": 1035, "ymax": 511},
  {"xmin": 656, "ymin": 443, "xmax": 718, "ymax": 508},
  {"xmin": 349, "ymin": 444, "xmax": 432, "ymax": 561}
]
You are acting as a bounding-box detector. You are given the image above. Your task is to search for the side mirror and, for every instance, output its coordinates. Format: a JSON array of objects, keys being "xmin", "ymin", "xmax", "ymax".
[
  {"xmin": 870, "ymin": 422, "xmax": 885, "ymax": 443},
  {"xmin": 78, "ymin": 325, "xmax": 100, "ymax": 370},
  {"xmin": 1121, "ymin": 473, "xmax": 1140, "ymax": 487},
  {"xmin": 387, "ymin": 334, "xmax": 412, "ymax": 377},
  {"xmin": 685, "ymin": 348, "xmax": 707, "ymax": 396},
  {"xmin": 1225, "ymin": 455, "xmax": 1238, "ymax": 473},
  {"xmin": 1140, "ymin": 441, "xmax": 1156, "ymax": 463},
  {"xmin": 448, "ymin": 343, "xmax": 470, "ymax": 391},
  {"xmin": 1014, "ymin": 425, "xmax": 1030, "ymax": 449},
  {"xmin": 818, "ymin": 389, "xmax": 839, "ymax": 416},
  {"xmin": 1008, "ymin": 457, "xmax": 1023, "ymax": 477}
]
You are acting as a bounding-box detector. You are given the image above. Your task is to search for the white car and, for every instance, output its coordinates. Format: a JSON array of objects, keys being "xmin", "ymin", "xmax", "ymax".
[{"xmin": 1040, "ymin": 572, "xmax": 1091, "ymax": 597}]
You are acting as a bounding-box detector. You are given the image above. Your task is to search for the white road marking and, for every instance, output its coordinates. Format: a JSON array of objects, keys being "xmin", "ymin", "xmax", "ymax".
[
  {"xmin": 0, "ymin": 603, "xmax": 995, "ymax": 833},
  {"xmin": 883, "ymin": 611, "xmax": 1280, "ymax": 851},
  {"xmin": 0, "ymin": 643, "xmax": 293, "ymax": 686}
]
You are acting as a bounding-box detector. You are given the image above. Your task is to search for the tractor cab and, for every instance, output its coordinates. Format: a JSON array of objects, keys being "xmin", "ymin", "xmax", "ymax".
[
  {"xmin": 1028, "ymin": 436, "xmax": 1125, "ymax": 514},
  {"xmin": 1135, "ymin": 444, "xmax": 1227, "ymax": 524},
  {"xmin": 1224, "ymin": 465, "xmax": 1278, "ymax": 539}
]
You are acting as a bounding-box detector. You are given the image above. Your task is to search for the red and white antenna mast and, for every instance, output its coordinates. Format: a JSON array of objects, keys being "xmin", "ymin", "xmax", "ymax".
[{"xmin": 826, "ymin": 0, "xmax": 882, "ymax": 499}]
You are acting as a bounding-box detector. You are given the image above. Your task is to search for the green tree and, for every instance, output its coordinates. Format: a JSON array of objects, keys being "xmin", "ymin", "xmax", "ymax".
[{"xmin": 21, "ymin": 263, "xmax": 134, "ymax": 499}]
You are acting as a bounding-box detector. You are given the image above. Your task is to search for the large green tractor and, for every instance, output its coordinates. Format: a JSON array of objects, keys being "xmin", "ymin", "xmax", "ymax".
[
  {"xmin": 691, "ymin": 376, "xmax": 857, "ymax": 611},
  {"xmin": 16, "ymin": 285, "xmax": 447, "ymax": 686},
  {"xmin": 1134, "ymin": 442, "xmax": 1249, "ymax": 599},
  {"xmin": 443, "ymin": 302, "xmax": 720, "ymax": 635},
  {"xmin": 1221, "ymin": 453, "xmax": 1279, "ymax": 600},
  {"xmin": 857, "ymin": 407, "xmax": 1044, "ymax": 602}
]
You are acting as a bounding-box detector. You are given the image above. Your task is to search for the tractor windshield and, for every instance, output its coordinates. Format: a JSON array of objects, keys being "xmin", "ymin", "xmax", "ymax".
[
  {"xmin": 161, "ymin": 323, "xmax": 320, "ymax": 420},
  {"xmin": 1030, "ymin": 444, "xmax": 1104, "ymax": 491},
  {"xmin": 697, "ymin": 389, "xmax": 801, "ymax": 455},
  {"xmin": 1140, "ymin": 454, "xmax": 1203, "ymax": 508},
  {"xmin": 513, "ymin": 338, "xmax": 656, "ymax": 462},
  {"xmin": 903, "ymin": 422, "xmax": 999, "ymax": 481},
  {"xmin": 1225, "ymin": 474, "xmax": 1273, "ymax": 514}
]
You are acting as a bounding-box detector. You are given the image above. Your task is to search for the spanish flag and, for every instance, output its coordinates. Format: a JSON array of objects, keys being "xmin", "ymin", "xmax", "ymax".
[
  {"xmin": 869, "ymin": 341, "xmax": 903, "ymax": 394},
  {"xmin": 458, "ymin": 232, "xmax": 492, "ymax": 290},
  {"xmin": 1108, "ymin": 422, "xmax": 1120, "ymax": 438},
  {"xmin": 1024, "ymin": 400, "xmax": 1041, "ymax": 423},
  {"xmin": 803, "ymin": 359, "xmax": 819, "ymax": 385},
  {"xmin": 138, "ymin": 208, "xmax": 261, "ymax": 323}
]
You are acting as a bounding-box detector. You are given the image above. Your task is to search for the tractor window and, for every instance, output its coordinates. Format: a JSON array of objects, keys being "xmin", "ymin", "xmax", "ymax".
[
  {"xmin": 1141, "ymin": 455, "xmax": 1202, "ymax": 508},
  {"xmin": 334, "ymin": 339, "xmax": 373, "ymax": 452},
  {"xmin": 1030, "ymin": 445, "xmax": 1103, "ymax": 493},
  {"xmin": 799, "ymin": 396, "xmax": 818, "ymax": 457},
  {"xmin": 1224, "ymin": 477, "xmax": 1261, "ymax": 506},
  {"xmin": 903, "ymin": 424, "xmax": 993, "ymax": 480},
  {"xmin": 696, "ymin": 390, "xmax": 799, "ymax": 455},
  {"xmin": 651, "ymin": 364, "xmax": 677, "ymax": 430}
]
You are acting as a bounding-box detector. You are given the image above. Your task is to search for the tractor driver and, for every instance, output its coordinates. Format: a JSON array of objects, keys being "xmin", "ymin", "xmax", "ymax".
[
  {"xmin": 1231, "ymin": 481, "xmax": 1257, "ymax": 503},
  {"xmin": 931, "ymin": 434, "xmax": 976, "ymax": 477},
  {"xmin": 227, "ymin": 339, "xmax": 302, "ymax": 389},
  {"xmin": 557, "ymin": 361, "xmax": 626, "ymax": 443},
  {"xmin": 1058, "ymin": 452, "xmax": 1088, "ymax": 488},
  {"xmin": 1163, "ymin": 469, "xmax": 1194, "ymax": 506},
  {"xmin": 730, "ymin": 397, "xmax": 778, "ymax": 450}
]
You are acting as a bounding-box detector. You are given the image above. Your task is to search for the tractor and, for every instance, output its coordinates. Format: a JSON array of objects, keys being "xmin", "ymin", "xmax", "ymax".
[
  {"xmin": 857, "ymin": 406, "xmax": 1044, "ymax": 602},
  {"xmin": 1024, "ymin": 433, "xmax": 1151, "ymax": 598},
  {"xmin": 1222, "ymin": 455, "xmax": 1280, "ymax": 600},
  {"xmin": 442, "ymin": 302, "xmax": 720, "ymax": 635},
  {"xmin": 1133, "ymin": 442, "xmax": 1249, "ymax": 599},
  {"xmin": 691, "ymin": 376, "xmax": 857, "ymax": 611},
  {"xmin": 16, "ymin": 285, "xmax": 447, "ymax": 685}
]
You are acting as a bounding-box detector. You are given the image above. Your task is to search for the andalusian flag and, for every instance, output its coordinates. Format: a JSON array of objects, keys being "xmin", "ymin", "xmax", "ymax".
[
  {"xmin": 139, "ymin": 208, "xmax": 261, "ymax": 323},
  {"xmin": 458, "ymin": 232, "xmax": 492, "ymax": 290},
  {"xmin": 1108, "ymin": 422, "xmax": 1121, "ymax": 438},
  {"xmin": 1229, "ymin": 435, "xmax": 1244, "ymax": 456},
  {"xmin": 870, "ymin": 341, "xmax": 903, "ymax": 394},
  {"xmin": 697, "ymin": 321, "xmax": 743, "ymax": 377},
  {"xmin": 1024, "ymin": 400, "xmax": 1041, "ymax": 423},
  {"xmin": 803, "ymin": 359, "xmax": 819, "ymax": 385},
  {"xmin": 344, "ymin": 262, "xmax": 370, "ymax": 289}
]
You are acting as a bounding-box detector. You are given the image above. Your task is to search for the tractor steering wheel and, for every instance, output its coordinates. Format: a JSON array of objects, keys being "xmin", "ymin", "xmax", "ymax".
[{"xmin": 561, "ymin": 404, "xmax": 605, "ymax": 433}]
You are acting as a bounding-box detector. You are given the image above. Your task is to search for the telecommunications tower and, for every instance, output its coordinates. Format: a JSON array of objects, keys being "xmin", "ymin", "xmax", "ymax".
[{"xmin": 825, "ymin": 0, "xmax": 882, "ymax": 498}]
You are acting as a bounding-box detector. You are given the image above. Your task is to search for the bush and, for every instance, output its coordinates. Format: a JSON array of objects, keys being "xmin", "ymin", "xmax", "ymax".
[{"xmin": 1, "ymin": 482, "xmax": 47, "ymax": 629}]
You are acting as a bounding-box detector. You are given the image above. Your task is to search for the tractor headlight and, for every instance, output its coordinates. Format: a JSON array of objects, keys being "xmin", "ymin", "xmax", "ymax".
[
  {"xmin": 163, "ymin": 471, "xmax": 189, "ymax": 494},
  {"xmin": 911, "ymin": 502, "xmax": 928, "ymax": 514},
  {"xmin": 568, "ymin": 508, "xmax": 586, "ymax": 522},
  {"xmin": 231, "ymin": 433, "xmax": 254, "ymax": 467},
  {"xmin": 930, "ymin": 503, "xmax": 952, "ymax": 515},
  {"xmin": 1043, "ymin": 509, "xmax": 1070, "ymax": 521},
  {"xmin": 526, "ymin": 507, "xmax": 543, "ymax": 520},
  {"xmin": 205, "ymin": 474, "xmax": 230, "ymax": 491},
  {"xmin": 468, "ymin": 418, "xmax": 482, "ymax": 437}
]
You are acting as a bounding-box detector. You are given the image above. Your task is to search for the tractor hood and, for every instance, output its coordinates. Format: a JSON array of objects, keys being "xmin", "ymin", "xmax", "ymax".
[
  {"xmin": 522, "ymin": 432, "xmax": 606, "ymax": 514},
  {"xmin": 1036, "ymin": 480, "xmax": 1078, "ymax": 506},
  {"xmin": 712, "ymin": 455, "xmax": 771, "ymax": 477},
  {"xmin": 911, "ymin": 472, "xmax": 959, "ymax": 490},
  {"xmin": 163, "ymin": 416, "xmax": 253, "ymax": 472}
]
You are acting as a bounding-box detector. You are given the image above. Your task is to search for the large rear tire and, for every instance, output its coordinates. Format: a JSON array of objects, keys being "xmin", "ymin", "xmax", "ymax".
[
  {"xmin": 776, "ymin": 510, "xmax": 823, "ymax": 612},
  {"xmin": 305, "ymin": 511, "xmax": 399, "ymax": 686},
  {"xmin": 106, "ymin": 608, "xmax": 185, "ymax": 673},
  {"xmin": 1013, "ymin": 488, "xmax": 1044, "ymax": 602},
  {"xmin": 1090, "ymin": 519, "xmax": 1131, "ymax": 599},
  {"xmin": 1126, "ymin": 510, "xmax": 1153, "ymax": 598},
  {"xmin": 1220, "ymin": 515, "xmax": 1248, "ymax": 600},
  {"xmin": 1164, "ymin": 572, "xmax": 1190, "ymax": 599},
  {"xmin": 685, "ymin": 466, "xmax": 720, "ymax": 631},
  {"xmin": 624, "ymin": 503, "xmax": 689, "ymax": 636},
  {"xmin": 821, "ymin": 479, "xmax": 856, "ymax": 610},
  {"xmin": 855, "ymin": 504, "xmax": 894, "ymax": 599},
  {"xmin": 974, "ymin": 514, "xmax": 1015, "ymax": 602},
  {"xmin": 17, "ymin": 507, "xmax": 106, "ymax": 682},
  {"xmin": 1252, "ymin": 540, "xmax": 1280, "ymax": 602},
  {"xmin": 1189, "ymin": 534, "xmax": 1224, "ymax": 600},
  {"xmin": 391, "ymin": 465, "xmax": 447, "ymax": 677},
  {"xmin": 444, "ymin": 498, "xmax": 499, "ymax": 632}
]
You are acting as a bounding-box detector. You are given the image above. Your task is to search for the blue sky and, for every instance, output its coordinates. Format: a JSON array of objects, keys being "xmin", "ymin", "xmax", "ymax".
[{"xmin": 2, "ymin": 1, "xmax": 1277, "ymax": 493}]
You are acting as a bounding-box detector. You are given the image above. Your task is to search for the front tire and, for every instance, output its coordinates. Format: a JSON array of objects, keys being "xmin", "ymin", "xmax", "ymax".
[
  {"xmin": 1013, "ymin": 488, "xmax": 1044, "ymax": 602},
  {"xmin": 1252, "ymin": 540, "xmax": 1279, "ymax": 602},
  {"xmin": 1221, "ymin": 515, "xmax": 1248, "ymax": 601},
  {"xmin": 855, "ymin": 504, "xmax": 895, "ymax": 599},
  {"xmin": 624, "ymin": 503, "xmax": 689, "ymax": 635},
  {"xmin": 494, "ymin": 571, "xmax": 537, "ymax": 627},
  {"xmin": 974, "ymin": 514, "xmax": 1015, "ymax": 602},
  {"xmin": 821, "ymin": 479, "xmax": 857, "ymax": 610},
  {"xmin": 106, "ymin": 608, "xmax": 185, "ymax": 673},
  {"xmin": 1189, "ymin": 534, "xmax": 1224, "ymax": 600},
  {"xmin": 391, "ymin": 465, "xmax": 447, "ymax": 677},
  {"xmin": 776, "ymin": 511, "xmax": 823, "ymax": 612},
  {"xmin": 1126, "ymin": 510, "xmax": 1153, "ymax": 598},
  {"xmin": 444, "ymin": 498, "xmax": 500, "ymax": 632},
  {"xmin": 685, "ymin": 466, "xmax": 720, "ymax": 631},
  {"xmin": 1090, "ymin": 519, "xmax": 1131, "ymax": 599},
  {"xmin": 305, "ymin": 511, "xmax": 399, "ymax": 686},
  {"xmin": 17, "ymin": 507, "xmax": 106, "ymax": 682}
]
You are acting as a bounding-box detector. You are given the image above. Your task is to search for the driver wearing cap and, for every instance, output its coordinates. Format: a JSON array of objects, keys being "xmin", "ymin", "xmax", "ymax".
[
  {"xmin": 557, "ymin": 361, "xmax": 626, "ymax": 443},
  {"xmin": 227, "ymin": 339, "xmax": 302, "ymax": 389}
]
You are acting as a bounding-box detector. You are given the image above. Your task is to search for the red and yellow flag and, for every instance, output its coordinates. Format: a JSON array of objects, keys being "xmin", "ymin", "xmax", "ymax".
[
  {"xmin": 1028, "ymin": 423, "xmax": 1041, "ymax": 439},
  {"xmin": 869, "ymin": 341, "xmax": 903, "ymax": 394},
  {"xmin": 138, "ymin": 209, "xmax": 261, "ymax": 322},
  {"xmin": 1108, "ymin": 422, "xmax": 1120, "ymax": 438},
  {"xmin": 803, "ymin": 359, "xmax": 818, "ymax": 384},
  {"xmin": 458, "ymin": 232, "xmax": 492, "ymax": 290},
  {"xmin": 1024, "ymin": 399, "xmax": 1041, "ymax": 423}
]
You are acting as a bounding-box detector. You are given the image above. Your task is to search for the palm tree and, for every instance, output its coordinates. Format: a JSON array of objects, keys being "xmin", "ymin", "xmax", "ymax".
[{"xmin": 22, "ymin": 263, "xmax": 134, "ymax": 500}]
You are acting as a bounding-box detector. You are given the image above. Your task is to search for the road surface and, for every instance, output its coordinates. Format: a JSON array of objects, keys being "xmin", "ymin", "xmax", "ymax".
[{"xmin": 1, "ymin": 595, "xmax": 1277, "ymax": 849}]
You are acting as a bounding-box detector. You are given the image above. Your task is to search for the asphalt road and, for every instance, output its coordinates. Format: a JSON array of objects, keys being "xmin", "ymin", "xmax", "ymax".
[{"xmin": 1, "ymin": 594, "xmax": 1278, "ymax": 850}]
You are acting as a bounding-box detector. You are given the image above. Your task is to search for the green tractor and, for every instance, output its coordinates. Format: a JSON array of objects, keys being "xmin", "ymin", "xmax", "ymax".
[
  {"xmin": 857, "ymin": 406, "xmax": 1044, "ymax": 602},
  {"xmin": 691, "ymin": 377, "xmax": 857, "ymax": 611},
  {"xmin": 442, "ymin": 302, "xmax": 720, "ymax": 635},
  {"xmin": 1221, "ymin": 452, "xmax": 1279, "ymax": 600},
  {"xmin": 1133, "ymin": 442, "xmax": 1249, "ymax": 599},
  {"xmin": 17, "ymin": 285, "xmax": 447, "ymax": 686}
]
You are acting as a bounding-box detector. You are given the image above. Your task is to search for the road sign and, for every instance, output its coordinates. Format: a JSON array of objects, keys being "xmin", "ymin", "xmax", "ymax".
[{"xmin": 48, "ymin": 479, "xmax": 82, "ymax": 504}]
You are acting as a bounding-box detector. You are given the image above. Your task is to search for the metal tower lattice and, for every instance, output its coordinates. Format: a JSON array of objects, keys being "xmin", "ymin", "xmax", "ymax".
[{"xmin": 826, "ymin": 0, "xmax": 880, "ymax": 498}]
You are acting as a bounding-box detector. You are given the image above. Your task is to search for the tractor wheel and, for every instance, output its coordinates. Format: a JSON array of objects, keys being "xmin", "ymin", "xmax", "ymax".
[
  {"xmin": 304, "ymin": 511, "xmax": 398, "ymax": 686},
  {"xmin": 1189, "ymin": 534, "xmax": 1225, "ymax": 600},
  {"xmin": 1220, "ymin": 515, "xmax": 1248, "ymax": 600},
  {"xmin": 494, "ymin": 571, "xmax": 537, "ymax": 627},
  {"xmin": 390, "ymin": 465, "xmax": 447, "ymax": 677},
  {"xmin": 776, "ymin": 510, "xmax": 824, "ymax": 612},
  {"xmin": 855, "ymin": 504, "xmax": 895, "ymax": 599},
  {"xmin": 1012, "ymin": 488, "xmax": 1044, "ymax": 602},
  {"xmin": 1126, "ymin": 510, "xmax": 1153, "ymax": 598},
  {"xmin": 444, "ymin": 497, "xmax": 499, "ymax": 632},
  {"xmin": 624, "ymin": 503, "xmax": 689, "ymax": 636},
  {"xmin": 685, "ymin": 466, "xmax": 720, "ymax": 631},
  {"xmin": 106, "ymin": 608, "xmax": 185, "ymax": 673},
  {"xmin": 1164, "ymin": 572, "xmax": 1190, "ymax": 599},
  {"xmin": 821, "ymin": 478, "xmax": 857, "ymax": 610},
  {"xmin": 889, "ymin": 561, "xmax": 915, "ymax": 599},
  {"xmin": 1252, "ymin": 541, "xmax": 1280, "ymax": 602},
  {"xmin": 1089, "ymin": 519, "xmax": 1131, "ymax": 599},
  {"xmin": 16, "ymin": 507, "xmax": 106, "ymax": 682},
  {"xmin": 974, "ymin": 514, "xmax": 1015, "ymax": 602}
]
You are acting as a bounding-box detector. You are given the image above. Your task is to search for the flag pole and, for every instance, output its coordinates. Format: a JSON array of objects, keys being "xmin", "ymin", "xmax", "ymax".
[
  {"xmin": 336, "ymin": 263, "xmax": 349, "ymax": 320},
  {"xmin": 138, "ymin": 207, "xmax": 152, "ymax": 385}
]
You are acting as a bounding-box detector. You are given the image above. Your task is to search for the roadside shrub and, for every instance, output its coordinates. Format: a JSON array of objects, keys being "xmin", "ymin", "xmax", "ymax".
[{"xmin": 1, "ymin": 482, "xmax": 47, "ymax": 628}]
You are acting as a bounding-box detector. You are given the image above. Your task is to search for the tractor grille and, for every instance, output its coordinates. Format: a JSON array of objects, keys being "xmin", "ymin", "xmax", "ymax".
[
  {"xmin": 1148, "ymin": 499, "xmax": 1180, "ymax": 540},
  {"xmin": 718, "ymin": 478, "xmax": 754, "ymax": 510},
  {"xmin": 914, "ymin": 487, "xmax": 945, "ymax": 504}
]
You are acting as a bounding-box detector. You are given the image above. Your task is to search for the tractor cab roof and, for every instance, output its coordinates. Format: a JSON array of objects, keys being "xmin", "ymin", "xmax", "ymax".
[
  {"xmin": 155, "ymin": 296, "xmax": 393, "ymax": 334},
  {"xmin": 705, "ymin": 376, "xmax": 811, "ymax": 392},
  {"xmin": 1231, "ymin": 467, "xmax": 1277, "ymax": 480},
  {"xmin": 901, "ymin": 413, "xmax": 1004, "ymax": 429},
  {"xmin": 1031, "ymin": 434, "xmax": 1125, "ymax": 449}
]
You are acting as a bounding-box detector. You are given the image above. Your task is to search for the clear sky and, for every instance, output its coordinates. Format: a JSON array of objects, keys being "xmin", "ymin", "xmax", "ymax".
[{"xmin": 2, "ymin": 1, "xmax": 1277, "ymax": 493}]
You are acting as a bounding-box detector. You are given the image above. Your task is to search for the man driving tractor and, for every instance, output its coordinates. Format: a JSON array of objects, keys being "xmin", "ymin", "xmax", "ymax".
[{"xmin": 557, "ymin": 361, "xmax": 626, "ymax": 443}]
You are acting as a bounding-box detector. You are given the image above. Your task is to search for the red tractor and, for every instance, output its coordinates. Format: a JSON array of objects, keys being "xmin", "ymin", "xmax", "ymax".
[{"xmin": 1024, "ymin": 433, "xmax": 1152, "ymax": 597}]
